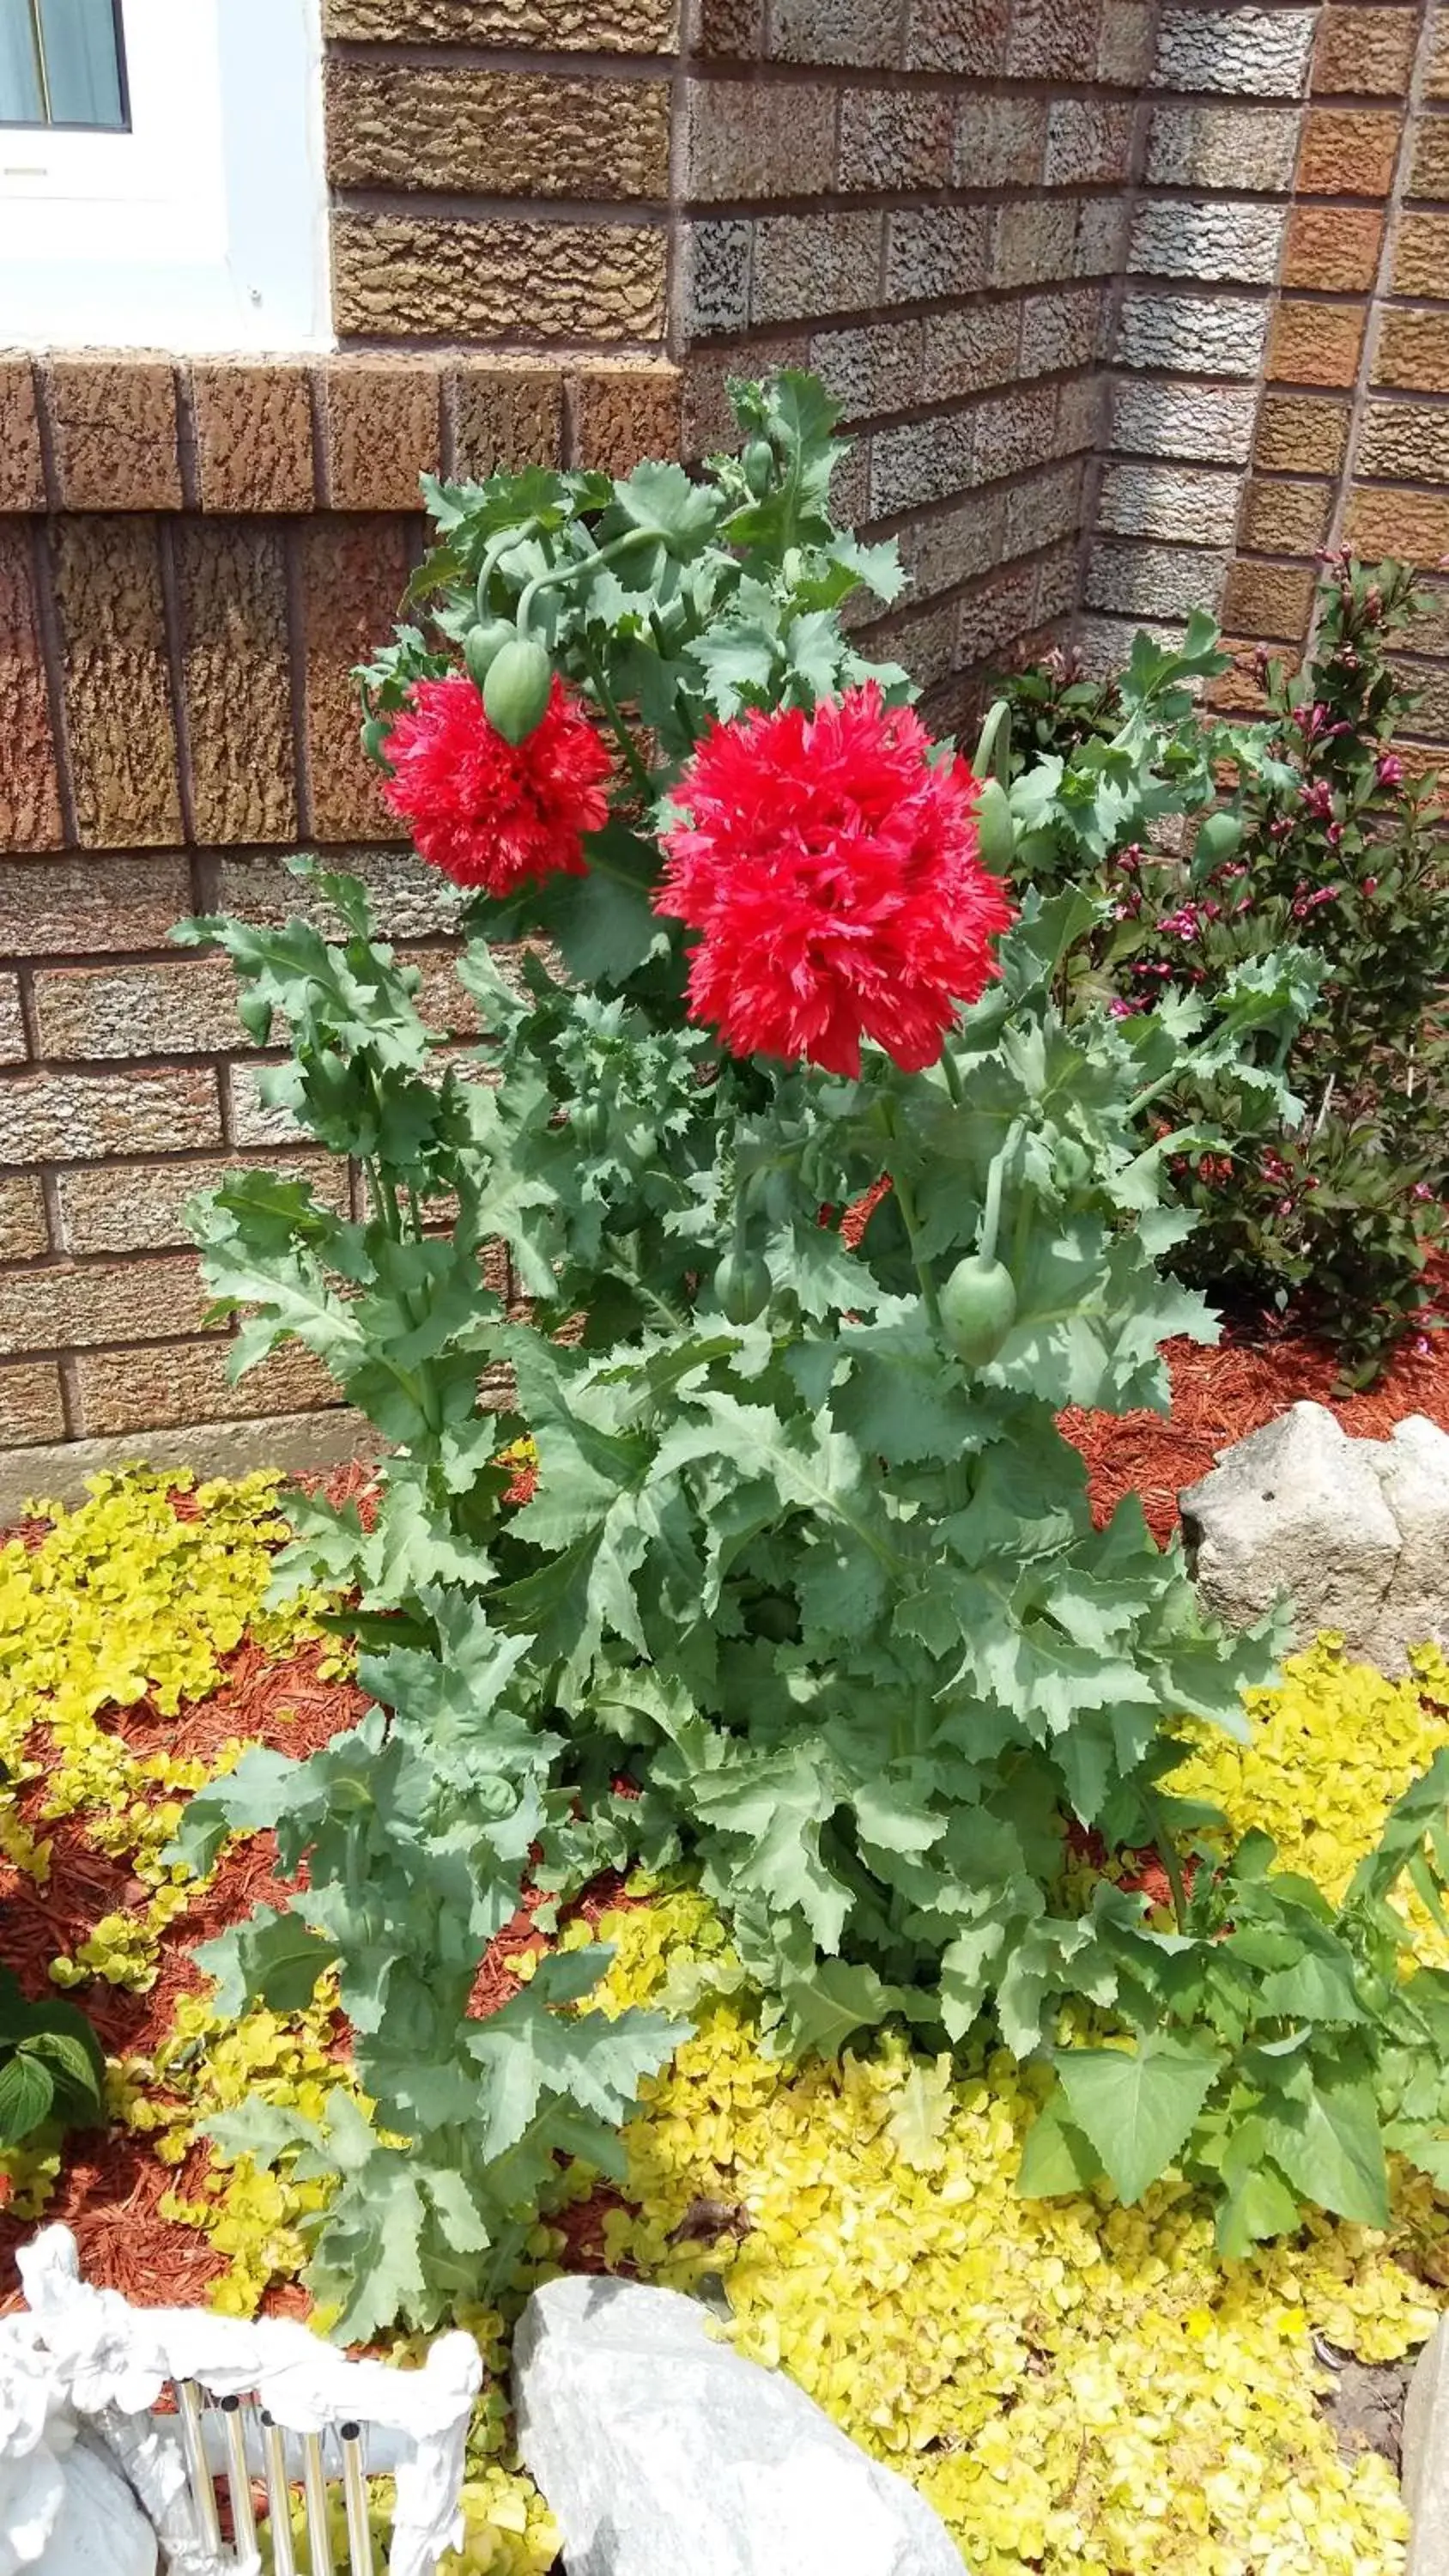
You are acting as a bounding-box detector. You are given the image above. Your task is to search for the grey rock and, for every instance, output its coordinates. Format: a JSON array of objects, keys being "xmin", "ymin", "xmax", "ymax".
[
  {"xmin": 1404, "ymin": 2316, "xmax": 1449, "ymax": 2573},
  {"xmin": 1180, "ymin": 1400, "xmax": 1400, "ymax": 1645},
  {"xmin": 1364, "ymin": 1416, "xmax": 1449, "ymax": 1674},
  {"xmin": 514, "ymin": 2276, "xmax": 966, "ymax": 2576}
]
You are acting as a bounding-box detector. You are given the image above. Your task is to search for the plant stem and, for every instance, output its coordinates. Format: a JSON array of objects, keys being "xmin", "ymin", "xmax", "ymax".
[
  {"xmin": 887, "ymin": 1119, "xmax": 943, "ymax": 1331},
  {"xmin": 580, "ymin": 638, "xmax": 655, "ymax": 804},
  {"xmin": 939, "ymin": 1044, "xmax": 967, "ymax": 1112},
  {"xmin": 516, "ymin": 526, "xmax": 656, "ymax": 634}
]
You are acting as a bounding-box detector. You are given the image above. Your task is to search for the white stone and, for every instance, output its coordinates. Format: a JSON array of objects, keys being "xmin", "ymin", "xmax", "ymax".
[
  {"xmin": 30, "ymin": 2441, "xmax": 156, "ymax": 2576},
  {"xmin": 1405, "ymin": 2313, "xmax": 1449, "ymax": 2573},
  {"xmin": 514, "ymin": 2276, "xmax": 966, "ymax": 2576},
  {"xmin": 1363, "ymin": 1416, "xmax": 1449, "ymax": 1673},
  {"xmin": 1180, "ymin": 1401, "xmax": 1404, "ymax": 1652}
]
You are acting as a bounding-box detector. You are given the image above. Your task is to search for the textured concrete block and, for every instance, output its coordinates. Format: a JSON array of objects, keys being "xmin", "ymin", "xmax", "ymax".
[
  {"xmin": 55, "ymin": 1152, "xmax": 348, "ymax": 1257},
  {"xmin": 32, "ymin": 957, "xmax": 244, "ymax": 1060},
  {"xmin": 1254, "ymin": 392, "xmax": 1350, "ymax": 472},
  {"xmin": 174, "ymin": 524, "xmax": 297, "ymax": 848},
  {"xmin": 190, "ymin": 363, "xmax": 314, "ymax": 513},
  {"xmin": 920, "ymin": 304, "xmax": 1020, "ymax": 401},
  {"xmin": 0, "ymin": 1253, "xmax": 216, "ymax": 1357},
  {"xmin": 973, "ymin": 384, "xmax": 1058, "ymax": 481},
  {"xmin": 447, "ymin": 361, "xmax": 563, "ymax": 476},
  {"xmin": 0, "ymin": 359, "xmax": 44, "ymax": 513},
  {"xmin": 324, "ymin": 0, "xmax": 676, "ymax": 41},
  {"xmin": 1222, "ymin": 560, "xmax": 1316, "ymax": 638},
  {"xmin": 1096, "ymin": 461, "xmax": 1243, "ymax": 544},
  {"xmin": 684, "ymin": 77, "xmax": 836, "ymax": 199},
  {"xmin": 328, "ymin": 63, "xmax": 670, "ymax": 197},
  {"xmin": 991, "ymin": 203, "xmax": 1077, "ymax": 289},
  {"xmin": 884, "ymin": 207, "xmax": 989, "ymax": 302},
  {"xmin": 0, "ymin": 528, "xmax": 63, "ymax": 854},
  {"xmin": 1116, "ymin": 293, "xmax": 1268, "ymax": 376},
  {"xmin": 1145, "ymin": 105, "xmax": 1299, "ymax": 190},
  {"xmin": 45, "ymin": 360, "xmax": 182, "ymax": 513},
  {"xmin": 751, "ymin": 210, "xmax": 882, "ymax": 324},
  {"xmin": 840, "ymin": 88, "xmax": 953, "ymax": 190},
  {"xmin": 318, "ymin": 359, "xmax": 440, "ymax": 511},
  {"xmin": 1297, "ymin": 107, "xmax": 1399, "ymax": 195},
  {"xmin": 1396, "ymin": 216, "xmax": 1449, "ymax": 301},
  {"xmin": 1044, "ymin": 99, "xmax": 1135, "ymax": 185},
  {"xmin": 1020, "ymin": 287, "xmax": 1105, "ymax": 378},
  {"xmin": 50, "ymin": 519, "xmax": 181, "ymax": 848},
  {"xmin": 1314, "ymin": 6, "xmax": 1417, "ymax": 94},
  {"xmin": 905, "ymin": 0, "xmax": 1009, "ymax": 70},
  {"xmin": 869, "ymin": 410, "xmax": 975, "ymax": 516},
  {"xmin": 1088, "ymin": 540, "xmax": 1230, "ymax": 618},
  {"xmin": 76, "ymin": 1336, "xmax": 342, "ymax": 1439},
  {"xmin": 300, "ymin": 516, "xmax": 412, "ymax": 844},
  {"xmin": 0, "ymin": 1070, "xmax": 220, "ymax": 1165},
  {"xmin": 0, "ymin": 1362, "xmax": 65, "ymax": 1447},
  {"xmin": 952, "ymin": 97, "xmax": 1047, "ymax": 186},
  {"xmin": 1113, "ymin": 378, "xmax": 1258, "ymax": 463},
  {"xmin": 1358, "ymin": 398, "xmax": 1449, "ymax": 486},
  {"xmin": 0, "ymin": 1176, "xmax": 48, "ymax": 1261},
  {"xmin": 1130, "ymin": 198, "xmax": 1286, "ymax": 283},
  {"xmin": 1268, "ymin": 301, "xmax": 1366, "ymax": 388},
  {"xmin": 811, "ymin": 320, "xmax": 925, "ymax": 418},
  {"xmin": 1282, "ymin": 205, "xmax": 1383, "ymax": 294},
  {"xmin": 680, "ymin": 221, "xmax": 753, "ymax": 337},
  {"xmin": 571, "ymin": 363, "xmax": 682, "ymax": 474},
  {"xmin": 1376, "ymin": 309, "xmax": 1449, "ymax": 395},
  {"xmin": 332, "ymin": 214, "xmax": 667, "ymax": 344},
  {"xmin": 0, "ymin": 854, "xmax": 192, "ymax": 956},
  {"xmin": 1153, "ymin": 8, "xmax": 1315, "ymax": 96},
  {"xmin": 1239, "ymin": 475, "xmax": 1334, "ymax": 552},
  {"xmin": 1345, "ymin": 485, "xmax": 1449, "ymax": 566},
  {"xmin": 773, "ymin": 0, "xmax": 904, "ymax": 61}
]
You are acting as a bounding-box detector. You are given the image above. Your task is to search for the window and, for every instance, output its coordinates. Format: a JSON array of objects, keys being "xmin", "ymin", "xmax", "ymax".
[
  {"xmin": 0, "ymin": 0, "xmax": 330, "ymax": 351},
  {"xmin": 0, "ymin": 1, "xmax": 128, "ymax": 131}
]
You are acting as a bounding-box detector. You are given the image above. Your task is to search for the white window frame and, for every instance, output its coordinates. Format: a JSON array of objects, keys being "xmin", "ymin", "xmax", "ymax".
[{"xmin": 0, "ymin": 0, "xmax": 331, "ymax": 352}]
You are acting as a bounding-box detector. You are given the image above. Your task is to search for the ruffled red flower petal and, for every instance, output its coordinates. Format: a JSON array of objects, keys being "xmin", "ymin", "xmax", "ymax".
[
  {"xmin": 380, "ymin": 672, "xmax": 611, "ymax": 895},
  {"xmin": 655, "ymin": 684, "xmax": 1015, "ymax": 1075}
]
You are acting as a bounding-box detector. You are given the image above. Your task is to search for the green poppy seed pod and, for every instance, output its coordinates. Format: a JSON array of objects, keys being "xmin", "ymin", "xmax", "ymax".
[
  {"xmin": 939, "ymin": 1255, "xmax": 1018, "ymax": 1367},
  {"xmin": 742, "ymin": 438, "xmax": 774, "ymax": 499},
  {"xmin": 974, "ymin": 777, "xmax": 1016, "ymax": 875},
  {"xmin": 482, "ymin": 636, "xmax": 554, "ymax": 745},
  {"xmin": 464, "ymin": 619, "xmax": 518, "ymax": 692},
  {"xmin": 714, "ymin": 1248, "xmax": 773, "ymax": 1326},
  {"xmin": 359, "ymin": 715, "xmax": 393, "ymax": 771}
]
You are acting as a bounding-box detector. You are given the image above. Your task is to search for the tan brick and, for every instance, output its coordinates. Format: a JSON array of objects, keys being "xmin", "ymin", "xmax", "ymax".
[
  {"xmin": 0, "ymin": 1069, "xmax": 219, "ymax": 1165},
  {"xmin": 190, "ymin": 364, "xmax": 315, "ymax": 514},
  {"xmin": 322, "ymin": 0, "xmax": 676, "ymax": 40},
  {"xmin": 1375, "ymin": 307, "xmax": 1449, "ymax": 393},
  {"xmin": 32, "ymin": 957, "xmax": 245, "ymax": 1061},
  {"xmin": 921, "ymin": 306, "xmax": 1020, "ymax": 402},
  {"xmin": 319, "ymin": 359, "xmax": 440, "ymax": 512},
  {"xmin": 838, "ymin": 88, "xmax": 954, "ymax": 191},
  {"xmin": 1405, "ymin": 580, "xmax": 1449, "ymax": 653},
  {"xmin": 1395, "ymin": 214, "xmax": 1449, "ymax": 297},
  {"xmin": 1222, "ymin": 561, "xmax": 1317, "ymax": 639},
  {"xmin": 447, "ymin": 361, "xmax": 564, "ymax": 477},
  {"xmin": 1432, "ymin": 9, "xmax": 1449, "ymax": 97},
  {"xmin": 1410, "ymin": 117, "xmax": 1449, "ymax": 200},
  {"xmin": 1313, "ymin": 6, "xmax": 1416, "ymax": 94},
  {"xmin": 570, "ymin": 362, "xmax": 681, "ymax": 474},
  {"xmin": 215, "ymin": 848, "xmax": 461, "ymax": 941},
  {"xmin": 956, "ymin": 561, "xmax": 1041, "ymax": 663},
  {"xmin": 773, "ymin": 0, "xmax": 901, "ymax": 62},
  {"xmin": 0, "ymin": 528, "xmax": 63, "ymax": 854},
  {"xmin": 1254, "ymin": 392, "xmax": 1351, "ymax": 473},
  {"xmin": 1357, "ymin": 397, "xmax": 1449, "ymax": 483},
  {"xmin": 954, "ymin": 96, "xmax": 1048, "ymax": 187},
  {"xmin": 225, "ymin": 1063, "xmax": 305, "ymax": 1150},
  {"xmin": 0, "ymin": 975, "xmax": 24, "ymax": 1065},
  {"xmin": 76, "ymin": 1335, "xmax": 342, "ymax": 1439},
  {"xmin": 1239, "ymin": 477, "xmax": 1334, "ymax": 554},
  {"xmin": 684, "ymin": 76, "xmax": 836, "ymax": 199},
  {"xmin": 0, "ymin": 855, "xmax": 192, "ymax": 957},
  {"xmin": 174, "ymin": 525, "xmax": 297, "ymax": 847},
  {"xmin": 55, "ymin": 1151, "xmax": 349, "ymax": 1256},
  {"xmin": 0, "ymin": 1177, "xmax": 48, "ymax": 1261},
  {"xmin": 0, "ymin": 1361, "xmax": 65, "ymax": 1446},
  {"xmin": 1344, "ymin": 483, "xmax": 1449, "ymax": 564},
  {"xmin": 301, "ymin": 516, "xmax": 411, "ymax": 845},
  {"xmin": 1268, "ymin": 301, "xmax": 1367, "ymax": 389},
  {"xmin": 0, "ymin": 1254, "xmax": 215, "ymax": 1357},
  {"xmin": 904, "ymin": 0, "xmax": 1008, "ymax": 70},
  {"xmin": 750, "ymin": 210, "xmax": 882, "ymax": 325},
  {"xmin": 1282, "ymin": 205, "xmax": 1383, "ymax": 294},
  {"xmin": 45, "ymin": 360, "xmax": 181, "ymax": 513},
  {"xmin": 328, "ymin": 63, "xmax": 670, "ymax": 197},
  {"xmin": 50, "ymin": 520, "xmax": 181, "ymax": 849},
  {"xmin": 990, "ymin": 203, "xmax": 1077, "ymax": 290},
  {"xmin": 1297, "ymin": 107, "xmax": 1400, "ymax": 196},
  {"xmin": 331, "ymin": 214, "xmax": 668, "ymax": 345},
  {"xmin": 0, "ymin": 360, "xmax": 44, "ymax": 513}
]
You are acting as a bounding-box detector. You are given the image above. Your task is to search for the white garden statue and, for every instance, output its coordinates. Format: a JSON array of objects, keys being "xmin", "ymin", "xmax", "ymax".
[{"xmin": 0, "ymin": 2226, "xmax": 483, "ymax": 2576}]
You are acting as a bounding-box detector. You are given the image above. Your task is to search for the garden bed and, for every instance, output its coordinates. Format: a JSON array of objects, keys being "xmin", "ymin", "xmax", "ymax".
[{"xmin": 2, "ymin": 1315, "xmax": 1449, "ymax": 2574}]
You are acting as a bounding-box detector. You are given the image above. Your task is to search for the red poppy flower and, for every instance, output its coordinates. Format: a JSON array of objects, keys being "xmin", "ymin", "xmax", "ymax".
[
  {"xmin": 654, "ymin": 685, "xmax": 1015, "ymax": 1076},
  {"xmin": 380, "ymin": 673, "xmax": 611, "ymax": 895}
]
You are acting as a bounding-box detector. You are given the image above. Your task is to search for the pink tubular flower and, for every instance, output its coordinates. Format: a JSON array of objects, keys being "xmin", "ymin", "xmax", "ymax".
[
  {"xmin": 380, "ymin": 672, "xmax": 611, "ymax": 894},
  {"xmin": 653, "ymin": 685, "xmax": 1016, "ymax": 1076},
  {"xmin": 1377, "ymin": 752, "xmax": 1405, "ymax": 787}
]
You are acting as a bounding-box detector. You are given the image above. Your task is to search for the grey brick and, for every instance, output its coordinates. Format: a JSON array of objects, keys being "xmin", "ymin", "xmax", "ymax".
[
  {"xmin": 772, "ymin": 0, "xmax": 905, "ymax": 60},
  {"xmin": 1076, "ymin": 197, "xmax": 1131, "ymax": 276},
  {"xmin": 681, "ymin": 219, "xmax": 753, "ymax": 336},
  {"xmin": 1044, "ymin": 99, "xmax": 1136, "ymax": 185},
  {"xmin": 811, "ymin": 319, "xmax": 925, "ymax": 417},
  {"xmin": 974, "ymin": 384, "xmax": 1058, "ymax": 482},
  {"xmin": 1145, "ymin": 104, "xmax": 1300, "ymax": 190},
  {"xmin": 1096, "ymin": 461, "xmax": 1244, "ymax": 544},
  {"xmin": 1112, "ymin": 376, "xmax": 1258, "ymax": 461},
  {"xmin": 870, "ymin": 409, "xmax": 975, "ymax": 516},
  {"xmin": 905, "ymin": 0, "xmax": 1010, "ymax": 71},
  {"xmin": 1130, "ymin": 197, "xmax": 1287, "ymax": 284},
  {"xmin": 991, "ymin": 203, "xmax": 1078, "ymax": 290},
  {"xmin": 1098, "ymin": 0, "xmax": 1155, "ymax": 82},
  {"xmin": 1021, "ymin": 288, "xmax": 1106, "ymax": 378},
  {"xmin": 921, "ymin": 302, "xmax": 1021, "ymax": 400},
  {"xmin": 1004, "ymin": 464, "xmax": 1082, "ymax": 559},
  {"xmin": 952, "ymin": 97, "xmax": 1047, "ymax": 188},
  {"xmin": 885, "ymin": 206, "xmax": 990, "ymax": 301},
  {"xmin": 1115, "ymin": 291, "xmax": 1269, "ymax": 376},
  {"xmin": 1088, "ymin": 539, "xmax": 1230, "ymax": 618},
  {"xmin": 683, "ymin": 78, "xmax": 836, "ymax": 202},
  {"xmin": 898, "ymin": 489, "xmax": 1008, "ymax": 598},
  {"xmin": 1153, "ymin": 7, "xmax": 1316, "ymax": 97},
  {"xmin": 751, "ymin": 210, "xmax": 883, "ymax": 324},
  {"xmin": 839, "ymin": 88, "xmax": 953, "ymax": 191}
]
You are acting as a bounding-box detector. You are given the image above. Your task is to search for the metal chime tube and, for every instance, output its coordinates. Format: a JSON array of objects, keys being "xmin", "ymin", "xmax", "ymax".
[
  {"xmin": 222, "ymin": 2395, "xmax": 261, "ymax": 2566},
  {"xmin": 176, "ymin": 2381, "xmax": 225, "ymax": 2554},
  {"xmin": 302, "ymin": 2430, "xmax": 336, "ymax": 2576},
  {"xmin": 260, "ymin": 2413, "xmax": 299, "ymax": 2576},
  {"xmin": 340, "ymin": 2422, "xmax": 376, "ymax": 2576}
]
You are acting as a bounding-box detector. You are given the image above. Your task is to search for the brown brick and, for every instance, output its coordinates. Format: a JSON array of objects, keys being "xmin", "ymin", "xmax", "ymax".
[
  {"xmin": 694, "ymin": 0, "xmax": 764, "ymax": 52},
  {"xmin": 684, "ymin": 76, "xmax": 836, "ymax": 199},
  {"xmin": 1375, "ymin": 307, "xmax": 1449, "ymax": 392},
  {"xmin": 921, "ymin": 305, "xmax": 1021, "ymax": 402},
  {"xmin": 1239, "ymin": 477, "xmax": 1334, "ymax": 554},
  {"xmin": 55, "ymin": 1151, "xmax": 349, "ymax": 1256},
  {"xmin": 0, "ymin": 1361, "xmax": 65, "ymax": 1446},
  {"xmin": 1410, "ymin": 117, "xmax": 1449, "ymax": 200},
  {"xmin": 45, "ymin": 360, "xmax": 182, "ymax": 513},
  {"xmin": 0, "ymin": 855, "xmax": 191, "ymax": 957},
  {"xmin": 838, "ymin": 88, "xmax": 954, "ymax": 191},
  {"xmin": 173, "ymin": 525, "xmax": 297, "ymax": 847},
  {"xmin": 0, "ymin": 1069, "xmax": 220, "ymax": 1165},
  {"xmin": 0, "ymin": 1177, "xmax": 48, "ymax": 1261},
  {"xmin": 215, "ymin": 848, "xmax": 460, "ymax": 941},
  {"xmin": 32, "ymin": 957, "xmax": 245, "ymax": 1060},
  {"xmin": 1268, "ymin": 301, "xmax": 1367, "ymax": 389},
  {"xmin": 322, "ymin": 0, "xmax": 676, "ymax": 41},
  {"xmin": 0, "ymin": 361, "xmax": 44, "ymax": 513},
  {"xmin": 1313, "ymin": 7, "xmax": 1417, "ymax": 94},
  {"xmin": 225, "ymin": 1063, "xmax": 304, "ymax": 1150},
  {"xmin": 1405, "ymin": 579, "xmax": 1449, "ymax": 653},
  {"xmin": 447, "ymin": 361, "xmax": 564, "ymax": 477},
  {"xmin": 1432, "ymin": 10, "xmax": 1449, "ymax": 97},
  {"xmin": 190, "ymin": 364, "xmax": 315, "ymax": 513},
  {"xmin": 0, "ymin": 528, "xmax": 63, "ymax": 854},
  {"xmin": 1394, "ymin": 214, "xmax": 1449, "ymax": 297},
  {"xmin": 570, "ymin": 362, "xmax": 681, "ymax": 474},
  {"xmin": 76, "ymin": 1335, "xmax": 343, "ymax": 1438},
  {"xmin": 1005, "ymin": 0, "xmax": 1100, "ymax": 78},
  {"xmin": 1282, "ymin": 206, "xmax": 1383, "ymax": 295},
  {"xmin": 327, "ymin": 62, "xmax": 670, "ymax": 197},
  {"xmin": 0, "ymin": 976, "xmax": 24, "ymax": 1066},
  {"xmin": 1222, "ymin": 561, "xmax": 1317, "ymax": 640},
  {"xmin": 1297, "ymin": 108, "xmax": 1400, "ymax": 196},
  {"xmin": 319, "ymin": 359, "xmax": 440, "ymax": 512},
  {"xmin": 1358, "ymin": 398, "xmax": 1449, "ymax": 483},
  {"xmin": 1255, "ymin": 392, "xmax": 1351, "ymax": 474},
  {"xmin": 956, "ymin": 562, "xmax": 1040, "ymax": 664},
  {"xmin": 0, "ymin": 1253, "xmax": 215, "ymax": 1358},
  {"xmin": 1345, "ymin": 483, "xmax": 1449, "ymax": 564},
  {"xmin": 331, "ymin": 213, "xmax": 667, "ymax": 346},
  {"xmin": 300, "ymin": 517, "xmax": 412, "ymax": 843},
  {"xmin": 50, "ymin": 520, "xmax": 181, "ymax": 848}
]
